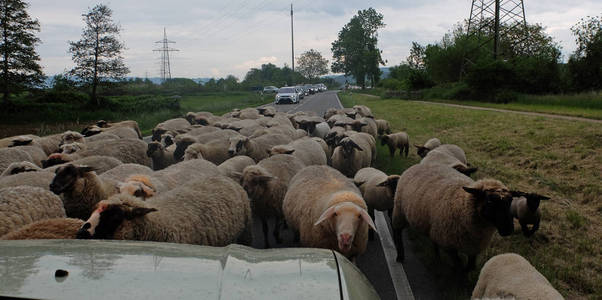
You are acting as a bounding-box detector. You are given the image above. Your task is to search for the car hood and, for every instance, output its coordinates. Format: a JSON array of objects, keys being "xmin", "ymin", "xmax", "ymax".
[{"xmin": 0, "ymin": 240, "xmax": 379, "ymax": 300}]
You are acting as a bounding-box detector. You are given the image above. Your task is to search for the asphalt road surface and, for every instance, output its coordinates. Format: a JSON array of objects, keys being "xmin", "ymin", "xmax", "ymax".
[{"xmin": 254, "ymin": 90, "xmax": 442, "ymax": 300}]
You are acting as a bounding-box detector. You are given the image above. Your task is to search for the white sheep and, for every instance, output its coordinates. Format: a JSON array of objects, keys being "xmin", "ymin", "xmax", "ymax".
[
  {"xmin": 0, "ymin": 218, "xmax": 83, "ymax": 240},
  {"xmin": 472, "ymin": 253, "xmax": 563, "ymax": 299},
  {"xmin": 182, "ymin": 140, "xmax": 232, "ymax": 165},
  {"xmin": 420, "ymin": 144, "xmax": 477, "ymax": 176},
  {"xmin": 151, "ymin": 118, "xmax": 191, "ymax": 141},
  {"xmin": 44, "ymin": 139, "xmax": 152, "ymax": 168},
  {"xmin": 0, "ymin": 171, "xmax": 55, "ymax": 190},
  {"xmin": 510, "ymin": 192, "xmax": 550, "ymax": 237},
  {"xmin": 60, "ymin": 131, "xmax": 85, "ymax": 145},
  {"xmin": 415, "ymin": 137, "xmax": 441, "ymax": 158},
  {"xmin": 350, "ymin": 118, "xmax": 378, "ymax": 138},
  {"xmin": 331, "ymin": 133, "xmax": 374, "ymax": 177},
  {"xmin": 392, "ymin": 163, "xmax": 515, "ymax": 270},
  {"xmin": 82, "ymin": 120, "xmax": 142, "ymax": 139},
  {"xmin": 76, "ymin": 174, "xmax": 253, "ymax": 246},
  {"xmin": 283, "ymin": 165, "xmax": 376, "ymax": 260},
  {"xmin": 241, "ymin": 154, "xmax": 306, "ymax": 248},
  {"xmin": 381, "ymin": 132, "xmax": 410, "ymax": 158},
  {"xmin": 185, "ymin": 111, "xmax": 214, "ymax": 125},
  {"xmin": 0, "ymin": 186, "xmax": 66, "ymax": 237},
  {"xmin": 375, "ymin": 119, "xmax": 391, "ymax": 136},
  {"xmin": 257, "ymin": 106, "xmax": 276, "ymax": 117},
  {"xmin": 228, "ymin": 133, "xmax": 293, "ymax": 162},
  {"xmin": 173, "ymin": 129, "xmax": 241, "ymax": 161},
  {"xmin": 9, "ymin": 145, "xmax": 47, "ymax": 167},
  {"xmin": 352, "ymin": 105, "xmax": 374, "ymax": 118},
  {"xmin": 9, "ymin": 133, "xmax": 63, "ymax": 155},
  {"xmin": 44, "ymin": 155, "xmax": 123, "ymax": 175},
  {"xmin": 217, "ymin": 156, "xmax": 255, "ymax": 182},
  {"xmin": 0, "ymin": 148, "xmax": 34, "ymax": 174},
  {"xmin": 268, "ymin": 138, "xmax": 327, "ymax": 166}
]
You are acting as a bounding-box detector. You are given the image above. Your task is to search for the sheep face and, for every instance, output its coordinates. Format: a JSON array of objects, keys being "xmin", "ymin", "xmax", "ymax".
[
  {"xmin": 184, "ymin": 144, "xmax": 204, "ymax": 160},
  {"xmin": 350, "ymin": 120, "xmax": 367, "ymax": 132},
  {"xmin": 173, "ymin": 137, "xmax": 196, "ymax": 161},
  {"xmin": 146, "ymin": 142, "xmax": 163, "ymax": 158},
  {"xmin": 151, "ymin": 128, "xmax": 167, "ymax": 142},
  {"xmin": 241, "ymin": 167, "xmax": 273, "ymax": 196},
  {"xmin": 59, "ymin": 142, "xmax": 84, "ymax": 154},
  {"xmin": 377, "ymin": 175, "xmax": 401, "ymax": 193},
  {"xmin": 338, "ymin": 138, "xmax": 363, "ymax": 158},
  {"xmin": 161, "ymin": 134, "xmax": 174, "ymax": 146},
  {"xmin": 76, "ymin": 197, "xmax": 157, "ymax": 239},
  {"xmin": 228, "ymin": 137, "xmax": 248, "ymax": 157},
  {"xmin": 50, "ymin": 164, "xmax": 94, "ymax": 195},
  {"xmin": 414, "ymin": 145, "xmax": 431, "ymax": 158},
  {"xmin": 463, "ymin": 180, "xmax": 514, "ymax": 236},
  {"xmin": 314, "ymin": 200, "xmax": 376, "ymax": 255}
]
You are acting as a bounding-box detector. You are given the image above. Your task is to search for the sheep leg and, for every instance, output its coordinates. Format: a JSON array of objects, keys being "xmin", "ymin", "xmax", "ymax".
[
  {"xmin": 404, "ymin": 144, "xmax": 409, "ymax": 158},
  {"xmin": 368, "ymin": 207, "xmax": 375, "ymax": 241},
  {"xmin": 273, "ymin": 218, "xmax": 283, "ymax": 244},
  {"xmin": 262, "ymin": 218, "xmax": 270, "ymax": 248},
  {"xmin": 393, "ymin": 228, "xmax": 405, "ymax": 262},
  {"xmin": 465, "ymin": 255, "xmax": 476, "ymax": 272},
  {"xmin": 388, "ymin": 145, "xmax": 395, "ymax": 158},
  {"xmin": 293, "ymin": 230, "xmax": 300, "ymax": 243}
]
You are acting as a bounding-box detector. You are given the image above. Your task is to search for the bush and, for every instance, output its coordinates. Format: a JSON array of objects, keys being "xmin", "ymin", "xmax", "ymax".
[
  {"xmin": 407, "ymin": 69, "xmax": 435, "ymax": 90},
  {"xmin": 465, "ymin": 60, "xmax": 516, "ymax": 102},
  {"xmin": 104, "ymin": 95, "xmax": 181, "ymax": 112},
  {"xmin": 34, "ymin": 90, "xmax": 89, "ymax": 104},
  {"xmin": 380, "ymin": 78, "xmax": 405, "ymax": 90}
]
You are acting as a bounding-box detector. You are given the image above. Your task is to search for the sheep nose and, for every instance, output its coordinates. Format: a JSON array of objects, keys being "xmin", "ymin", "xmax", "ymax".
[
  {"xmin": 228, "ymin": 149, "xmax": 235, "ymax": 156},
  {"xmin": 339, "ymin": 233, "xmax": 352, "ymax": 250},
  {"xmin": 76, "ymin": 224, "xmax": 92, "ymax": 239}
]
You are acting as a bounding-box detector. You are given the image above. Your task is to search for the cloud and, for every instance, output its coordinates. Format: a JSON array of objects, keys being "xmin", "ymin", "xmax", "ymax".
[{"xmin": 26, "ymin": 0, "xmax": 602, "ymax": 78}]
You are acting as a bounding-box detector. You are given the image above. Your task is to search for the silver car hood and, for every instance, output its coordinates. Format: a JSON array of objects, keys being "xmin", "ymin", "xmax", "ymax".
[{"xmin": 0, "ymin": 240, "xmax": 379, "ymax": 300}]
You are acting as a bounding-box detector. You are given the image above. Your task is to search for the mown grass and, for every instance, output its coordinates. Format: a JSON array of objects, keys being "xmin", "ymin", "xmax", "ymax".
[
  {"xmin": 340, "ymin": 91, "xmax": 602, "ymax": 299},
  {"xmin": 0, "ymin": 92, "xmax": 273, "ymax": 138}
]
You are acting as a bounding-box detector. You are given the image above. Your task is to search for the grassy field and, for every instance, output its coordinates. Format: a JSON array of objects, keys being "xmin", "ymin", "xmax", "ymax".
[
  {"xmin": 339, "ymin": 91, "xmax": 601, "ymax": 299},
  {"xmin": 0, "ymin": 92, "xmax": 273, "ymax": 138}
]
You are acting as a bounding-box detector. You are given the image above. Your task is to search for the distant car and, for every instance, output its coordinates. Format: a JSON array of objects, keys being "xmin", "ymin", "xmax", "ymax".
[
  {"xmin": 275, "ymin": 87, "xmax": 299, "ymax": 104},
  {"xmin": 317, "ymin": 83, "xmax": 327, "ymax": 92},
  {"xmin": 303, "ymin": 84, "xmax": 315, "ymax": 95},
  {"xmin": 295, "ymin": 86, "xmax": 305, "ymax": 100},
  {"xmin": 0, "ymin": 240, "xmax": 380, "ymax": 300},
  {"xmin": 263, "ymin": 86, "xmax": 279, "ymax": 94}
]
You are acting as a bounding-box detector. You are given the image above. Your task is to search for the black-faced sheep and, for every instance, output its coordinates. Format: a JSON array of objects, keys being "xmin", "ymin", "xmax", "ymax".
[
  {"xmin": 146, "ymin": 141, "xmax": 177, "ymax": 170},
  {"xmin": 0, "ymin": 186, "xmax": 66, "ymax": 237},
  {"xmin": 182, "ymin": 140, "xmax": 231, "ymax": 165},
  {"xmin": 415, "ymin": 138, "xmax": 442, "ymax": 158},
  {"xmin": 228, "ymin": 133, "xmax": 293, "ymax": 162},
  {"xmin": 510, "ymin": 192, "xmax": 550, "ymax": 237},
  {"xmin": 151, "ymin": 118, "xmax": 191, "ymax": 141},
  {"xmin": 392, "ymin": 163, "xmax": 515, "ymax": 270},
  {"xmin": 185, "ymin": 111, "xmax": 214, "ymax": 125},
  {"xmin": 172, "ymin": 129, "xmax": 241, "ymax": 161},
  {"xmin": 44, "ymin": 139, "xmax": 152, "ymax": 168},
  {"xmin": 472, "ymin": 253, "xmax": 563, "ymax": 299},
  {"xmin": 331, "ymin": 133, "xmax": 375, "ymax": 178},
  {"xmin": 283, "ymin": 165, "xmax": 376, "ymax": 260},
  {"xmin": 241, "ymin": 154, "xmax": 306, "ymax": 248},
  {"xmin": 0, "ymin": 218, "xmax": 83, "ymax": 240},
  {"xmin": 268, "ymin": 138, "xmax": 327, "ymax": 166},
  {"xmin": 76, "ymin": 174, "xmax": 253, "ymax": 246},
  {"xmin": 381, "ymin": 132, "xmax": 410, "ymax": 158},
  {"xmin": 352, "ymin": 105, "xmax": 374, "ymax": 118}
]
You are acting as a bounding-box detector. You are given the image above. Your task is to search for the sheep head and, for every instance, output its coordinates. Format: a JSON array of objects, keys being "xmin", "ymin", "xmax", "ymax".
[
  {"xmin": 338, "ymin": 138, "xmax": 363, "ymax": 158},
  {"xmin": 241, "ymin": 166, "xmax": 274, "ymax": 197},
  {"xmin": 228, "ymin": 136, "xmax": 249, "ymax": 157},
  {"xmin": 59, "ymin": 142, "xmax": 85, "ymax": 154},
  {"xmin": 146, "ymin": 141, "xmax": 164, "ymax": 158},
  {"xmin": 96, "ymin": 120, "xmax": 109, "ymax": 128},
  {"xmin": 50, "ymin": 164, "xmax": 95, "ymax": 195},
  {"xmin": 184, "ymin": 143, "xmax": 205, "ymax": 160},
  {"xmin": 381, "ymin": 135, "xmax": 390, "ymax": 146},
  {"xmin": 151, "ymin": 127, "xmax": 167, "ymax": 142},
  {"xmin": 81, "ymin": 125, "xmax": 102, "ymax": 137},
  {"xmin": 414, "ymin": 144, "xmax": 430, "ymax": 158},
  {"xmin": 463, "ymin": 179, "xmax": 514, "ymax": 236},
  {"xmin": 350, "ymin": 120, "xmax": 368, "ymax": 132},
  {"xmin": 76, "ymin": 195, "xmax": 157, "ymax": 240},
  {"xmin": 173, "ymin": 135, "xmax": 196, "ymax": 161},
  {"xmin": 511, "ymin": 191, "xmax": 550, "ymax": 213},
  {"xmin": 119, "ymin": 175, "xmax": 156, "ymax": 199},
  {"xmin": 2, "ymin": 161, "xmax": 40, "ymax": 176},
  {"xmin": 10, "ymin": 136, "xmax": 34, "ymax": 147},
  {"xmin": 376, "ymin": 175, "xmax": 401, "ymax": 192},
  {"xmin": 314, "ymin": 197, "xmax": 376, "ymax": 255}
]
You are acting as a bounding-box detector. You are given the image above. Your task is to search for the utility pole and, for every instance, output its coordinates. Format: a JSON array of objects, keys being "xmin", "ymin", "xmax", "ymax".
[
  {"xmin": 493, "ymin": 0, "xmax": 500, "ymax": 59},
  {"xmin": 291, "ymin": 3, "xmax": 295, "ymax": 74},
  {"xmin": 153, "ymin": 28, "xmax": 179, "ymax": 83}
]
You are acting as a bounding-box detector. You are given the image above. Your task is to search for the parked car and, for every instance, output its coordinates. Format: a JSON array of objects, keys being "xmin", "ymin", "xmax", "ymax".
[
  {"xmin": 0, "ymin": 240, "xmax": 380, "ymax": 300},
  {"xmin": 295, "ymin": 86, "xmax": 305, "ymax": 100},
  {"xmin": 263, "ymin": 86, "xmax": 279, "ymax": 94},
  {"xmin": 275, "ymin": 87, "xmax": 299, "ymax": 104},
  {"xmin": 303, "ymin": 84, "xmax": 316, "ymax": 95}
]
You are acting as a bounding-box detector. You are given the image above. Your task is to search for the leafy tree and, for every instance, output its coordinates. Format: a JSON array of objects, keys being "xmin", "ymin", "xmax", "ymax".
[
  {"xmin": 68, "ymin": 4, "xmax": 129, "ymax": 106},
  {"xmin": 407, "ymin": 42, "xmax": 426, "ymax": 69},
  {"xmin": 568, "ymin": 15, "xmax": 601, "ymax": 91},
  {"xmin": 296, "ymin": 49, "xmax": 328, "ymax": 82},
  {"xmin": 331, "ymin": 8, "xmax": 385, "ymax": 89},
  {"xmin": 0, "ymin": 0, "xmax": 43, "ymax": 106}
]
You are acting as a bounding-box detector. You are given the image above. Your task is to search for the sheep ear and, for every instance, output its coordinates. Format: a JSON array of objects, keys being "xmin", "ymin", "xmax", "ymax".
[
  {"xmin": 284, "ymin": 149, "xmax": 295, "ymax": 154},
  {"xmin": 125, "ymin": 207, "xmax": 157, "ymax": 220},
  {"xmin": 359, "ymin": 209, "xmax": 377, "ymax": 231},
  {"xmin": 463, "ymin": 186, "xmax": 483, "ymax": 197},
  {"xmin": 376, "ymin": 179, "xmax": 389, "ymax": 187},
  {"xmin": 314, "ymin": 206, "xmax": 337, "ymax": 226},
  {"xmin": 525, "ymin": 193, "xmax": 550, "ymax": 212},
  {"xmin": 379, "ymin": 175, "xmax": 400, "ymax": 188},
  {"xmin": 350, "ymin": 141, "xmax": 363, "ymax": 151}
]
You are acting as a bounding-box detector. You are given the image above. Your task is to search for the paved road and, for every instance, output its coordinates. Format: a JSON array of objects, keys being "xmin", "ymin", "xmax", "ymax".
[{"xmin": 255, "ymin": 90, "xmax": 441, "ymax": 300}]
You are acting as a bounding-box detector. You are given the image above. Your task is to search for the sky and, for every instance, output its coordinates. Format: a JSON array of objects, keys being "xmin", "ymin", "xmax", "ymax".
[{"xmin": 27, "ymin": 0, "xmax": 601, "ymax": 80}]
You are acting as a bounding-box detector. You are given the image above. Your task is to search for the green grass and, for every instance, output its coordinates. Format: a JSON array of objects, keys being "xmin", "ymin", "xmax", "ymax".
[
  {"xmin": 0, "ymin": 92, "xmax": 273, "ymax": 138},
  {"xmin": 339, "ymin": 91, "xmax": 602, "ymax": 299}
]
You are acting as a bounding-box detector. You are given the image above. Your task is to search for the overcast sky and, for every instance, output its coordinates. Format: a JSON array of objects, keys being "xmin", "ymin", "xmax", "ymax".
[{"xmin": 28, "ymin": 0, "xmax": 601, "ymax": 79}]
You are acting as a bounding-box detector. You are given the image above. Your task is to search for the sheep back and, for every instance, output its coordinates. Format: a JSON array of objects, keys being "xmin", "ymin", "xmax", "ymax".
[
  {"xmin": 0, "ymin": 218, "xmax": 83, "ymax": 240},
  {"xmin": 0, "ymin": 186, "xmax": 66, "ymax": 236}
]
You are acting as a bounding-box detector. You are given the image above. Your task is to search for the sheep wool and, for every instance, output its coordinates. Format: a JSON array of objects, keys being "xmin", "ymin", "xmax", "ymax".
[
  {"xmin": 472, "ymin": 253, "xmax": 563, "ymax": 299},
  {"xmin": 0, "ymin": 186, "xmax": 66, "ymax": 237},
  {"xmin": 0, "ymin": 218, "xmax": 83, "ymax": 240}
]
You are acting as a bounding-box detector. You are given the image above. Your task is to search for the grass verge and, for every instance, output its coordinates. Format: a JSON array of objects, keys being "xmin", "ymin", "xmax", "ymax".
[
  {"xmin": 0, "ymin": 92, "xmax": 273, "ymax": 138},
  {"xmin": 339, "ymin": 91, "xmax": 601, "ymax": 299}
]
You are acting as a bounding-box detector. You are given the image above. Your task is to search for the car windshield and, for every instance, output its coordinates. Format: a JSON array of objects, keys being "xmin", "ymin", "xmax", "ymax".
[{"xmin": 279, "ymin": 88, "xmax": 295, "ymax": 93}]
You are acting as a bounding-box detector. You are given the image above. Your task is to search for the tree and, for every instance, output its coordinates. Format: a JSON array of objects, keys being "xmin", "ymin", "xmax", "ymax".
[
  {"xmin": 331, "ymin": 8, "xmax": 385, "ymax": 89},
  {"xmin": 0, "ymin": 0, "xmax": 43, "ymax": 106},
  {"xmin": 568, "ymin": 15, "xmax": 601, "ymax": 91},
  {"xmin": 68, "ymin": 4, "xmax": 128, "ymax": 106},
  {"xmin": 297, "ymin": 49, "xmax": 328, "ymax": 82},
  {"xmin": 407, "ymin": 42, "xmax": 425, "ymax": 69}
]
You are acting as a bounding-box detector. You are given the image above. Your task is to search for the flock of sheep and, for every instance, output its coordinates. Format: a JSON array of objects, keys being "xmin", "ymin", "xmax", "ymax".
[{"xmin": 0, "ymin": 103, "xmax": 562, "ymax": 299}]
